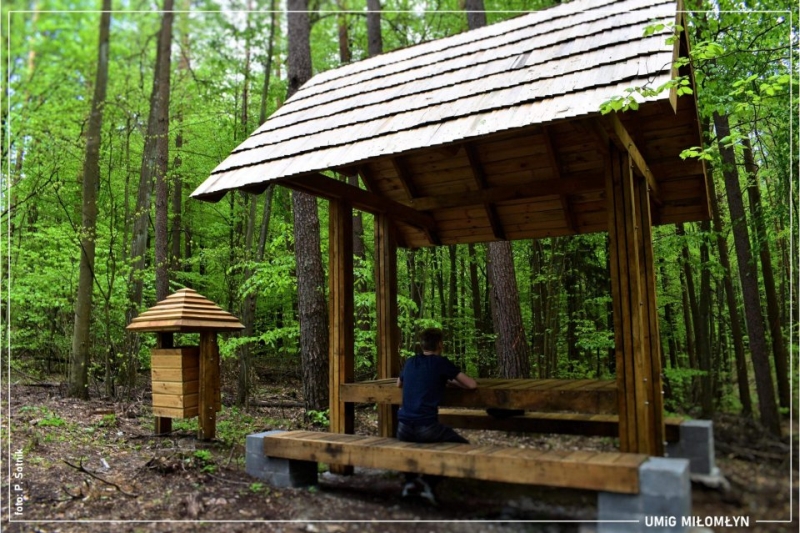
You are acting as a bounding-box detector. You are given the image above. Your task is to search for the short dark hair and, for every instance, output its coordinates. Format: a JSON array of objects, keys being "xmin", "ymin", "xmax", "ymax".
[{"xmin": 420, "ymin": 328, "xmax": 443, "ymax": 352}]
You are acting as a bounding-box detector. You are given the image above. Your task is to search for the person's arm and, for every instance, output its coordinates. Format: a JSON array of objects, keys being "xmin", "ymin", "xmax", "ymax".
[
  {"xmin": 396, "ymin": 376, "xmax": 403, "ymax": 388},
  {"xmin": 449, "ymin": 372, "xmax": 477, "ymax": 390}
]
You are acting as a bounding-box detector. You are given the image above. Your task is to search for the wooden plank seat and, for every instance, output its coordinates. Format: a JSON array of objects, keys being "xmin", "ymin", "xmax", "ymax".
[
  {"xmin": 263, "ymin": 430, "xmax": 648, "ymax": 494},
  {"xmin": 340, "ymin": 378, "xmax": 618, "ymax": 414},
  {"xmin": 437, "ymin": 409, "xmax": 684, "ymax": 442}
]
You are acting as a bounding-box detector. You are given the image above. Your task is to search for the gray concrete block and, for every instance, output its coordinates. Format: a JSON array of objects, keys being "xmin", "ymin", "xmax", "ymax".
[
  {"xmin": 666, "ymin": 420, "xmax": 715, "ymax": 476},
  {"xmin": 245, "ymin": 430, "xmax": 318, "ymax": 488},
  {"xmin": 640, "ymin": 457, "xmax": 690, "ymax": 497},
  {"xmin": 597, "ymin": 458, "xmax": 691, "ymax": 533}
]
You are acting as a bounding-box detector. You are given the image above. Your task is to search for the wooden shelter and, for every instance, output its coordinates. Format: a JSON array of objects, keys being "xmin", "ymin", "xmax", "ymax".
[
  {"xmin": 193, "ymin": 0, "xmax": 708, "ymax": 459},
  {"xmin": 127, "ymin": 288, "xmax": 244, "ymax": 439}
]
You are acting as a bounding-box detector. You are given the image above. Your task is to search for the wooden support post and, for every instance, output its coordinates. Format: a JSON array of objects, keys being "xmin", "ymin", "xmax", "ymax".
[
  {"xmin": 637, "ymin": 179, "xmax": 665, "ymax": 454},
  {"xmin": 606, "ymin": 144, "xmax": 664, "ymax": 456},
  {"xmin": 198, "ymin": 332, "xmax": 219, "ymax": 440},
  {"xmin": 154, "ymin": 333, "xmax": 173, "ymax": 435},
  {"xmin": 329, "ymin": 198, "xmax": 355, "ymax": 474},
  {"xmin": 375, "ymin": 213, "xmax": 400, "ymax": 438}
]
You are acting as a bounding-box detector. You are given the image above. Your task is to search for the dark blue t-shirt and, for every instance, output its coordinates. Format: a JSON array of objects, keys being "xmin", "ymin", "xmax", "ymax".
[{"xmin": 398, "ymin": 354, "xmax": 461, "ymax": 425}]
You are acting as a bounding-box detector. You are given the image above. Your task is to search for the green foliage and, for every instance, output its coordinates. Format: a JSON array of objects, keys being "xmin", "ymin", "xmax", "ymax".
[
  {"xmin": 306, "ymin": 409, "xmax": 330, "ymax": 428},
  {"xmin": 37, "ymin": 413, "xmax": 67, "ymax": 427}
]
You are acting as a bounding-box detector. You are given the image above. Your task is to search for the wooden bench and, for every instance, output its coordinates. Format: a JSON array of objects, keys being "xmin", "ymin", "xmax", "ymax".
[
  {"xmin": 262, "ymin": 430, "xmax": 648, "ymax": 494},
  {"xmin": 437, "ymin": 409, "xmax": 684, "ymax": 442}
]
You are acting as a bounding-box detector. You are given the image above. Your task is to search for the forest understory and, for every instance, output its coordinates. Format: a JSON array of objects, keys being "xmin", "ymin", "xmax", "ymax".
[{"xmin": 2, "ymin": 370, "xmax": 796, "ymax": 533}]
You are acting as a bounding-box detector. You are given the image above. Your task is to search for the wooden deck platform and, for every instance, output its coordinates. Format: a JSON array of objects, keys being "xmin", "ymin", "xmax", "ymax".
[
  {"xmin": 340, "ymin": 378, "xmax": 618, "ymax": 414},
  {"xmin": 437, "ymin": 409, "xmax": 683, "ymax": 442},
  {"xmin": 263, "ymin": 430, "xmax": 648, "ymax": 494}
]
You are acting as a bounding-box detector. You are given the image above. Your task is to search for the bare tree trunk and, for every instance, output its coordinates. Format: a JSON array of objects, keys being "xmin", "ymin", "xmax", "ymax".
[
  {"xmin": 468, "ymin": 244, "xmax": 491, "ymax": 376},
  {"xmin": 706, "ymin": 159, "xmax": 752, "ymax": 416},
  {"xmin": 337, "ymin": 0, "xmax": 350, "ymax": 64},
  {"xmin": 713, "ymin": 111, "xmax": 780, "ymax": 436},
  {"xmin": 743, "ymin": 137, "xmax": 789, "ymax": 411},
  {"xmin": 237, "ymin": 1, "xmax": 278, "ymax": 408},
  {"xmin": 259, "ymin": 0, "xmax": 277, "ymax": 126},
  {"xmin": 698, "ymin": 220, "xmax": 713, "ymax": 418},
  {"xmin": 171, "ymin": 0, "xmax": 191, "ymax": 271},
  {"xmin": 153, "ymin": 1, "xmax": 174, "ymax": 303},
  {"xmin": 487, "ymin": 241, "xmax": 531, "ymax": 378},
  {"xmin": 366, "ymin": 0, "xmax": 382, "ymax": 57},
  {"xmin": 69, "ymin": 0, "xmax": 112, "ymax": 400},
  {"xmin": 129, "ymin": 0, "xmax": 174, "ymax": 313},
  {"xmin": 676, "ymin": 224, "xmax": 699, "ymax": 401},
  {"xmin": 465, "ymin": 0, "xmax": 487, "ymax": 30},
  {"xmin": 288, "ymin": 0, "xmax": 329, "ymax": 411}
]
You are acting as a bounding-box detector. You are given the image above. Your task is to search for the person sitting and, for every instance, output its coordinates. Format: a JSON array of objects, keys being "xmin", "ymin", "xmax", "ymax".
[{"xmin": 396, "ymin": 327, "xmax": 477, "ymax": 504}]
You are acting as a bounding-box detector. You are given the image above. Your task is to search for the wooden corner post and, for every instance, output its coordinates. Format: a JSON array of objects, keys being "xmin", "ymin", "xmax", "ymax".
[
  {"xmin": 154, "ymin": 332, "xmax": 174, "ymax": 435},
  {"xmin": 198, "ymin": 331, "xmax": 220, "ymax": 440},
  {"xmin": 329, "ymin": 198, "xmax": 355, "ymax": 475},
  {"xmin": 606, "ymin": 143, "xmax": 665, "ymax": 456},
  {"xmin": 375, "ymin": 213, "xmax": 400, "ymax": 438}
]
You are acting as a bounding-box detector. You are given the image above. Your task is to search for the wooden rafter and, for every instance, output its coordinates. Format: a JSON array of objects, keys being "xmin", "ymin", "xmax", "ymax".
[
  {"xmin": 599, "ymin": 114, "xmax": 663, "ymax": 206},
  {"xmin": 542, "ymin": 126, "xmax": 577, "ymax": 232},
  {"xmin": 464, "ymin": 143, "xmax": 505, "ymax": 240},
  {"xmin": 389, "ymin": 157, "xmax": 441, "ymax": 245},
  {"xmin": 357, "ymin": 165, "xmax": 378, "ymax": 193},
  {"xmin": 408, "ymin": 174, "xmax": 605, "ymax": 212},
  {"xmin": 390, "ymin": 156, "xmax": 419, "ymax": 199},
  {"xmin": 288, "ymin": 173, "xmax": 438, "ymax": 237}
]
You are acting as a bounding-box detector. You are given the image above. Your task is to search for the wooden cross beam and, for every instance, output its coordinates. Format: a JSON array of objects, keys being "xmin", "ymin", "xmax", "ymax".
[{"xmin": 408, "ymin": 174, "xmax": 605, "ymax": 211}]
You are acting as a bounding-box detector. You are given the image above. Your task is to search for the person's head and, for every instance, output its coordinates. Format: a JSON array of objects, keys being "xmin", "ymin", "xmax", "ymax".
[{"xmin": 420, "ymin": 328, "xmax": 444, "ymax": 353}]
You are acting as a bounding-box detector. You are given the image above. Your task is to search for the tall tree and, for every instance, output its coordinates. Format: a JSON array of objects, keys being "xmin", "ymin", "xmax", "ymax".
[
  {"xmin": 128, "ymin": 0, "xmax": 174, "ymax": 320},
  {"xmin": 69, "ymin": 0, "xmax": 112, "ymax": 400},
  {"xmin": 465, "ymin": 0, "xmax": 530, "ymax": 379},
  {"xmin": 153, "ymin": 0, "xmax": 174, "ymax": 303},
  {"xmin": 742, "ymin": 137, "xmax": 789, "ymax": 410},
  {"xmin": 238, "ymin": 1, "xmax": 279, "ymax": 408},
  {"xmin": 488, "ymin": 243, "xmax": 531, "ymax": 378},
  {"xmin": 288, "ymin": 0, "xmax": 329, "ymax": 411},
  {"xmin": 713, "ymin": 111, "xmax": 780, "ymax": 436},
  {"xmin": 366, "ymin": 0, "xmax": 383, "ymax": 57},
  {"xmin": 705, "ymin": 160, "xmax": 752, "ymax": 415}
]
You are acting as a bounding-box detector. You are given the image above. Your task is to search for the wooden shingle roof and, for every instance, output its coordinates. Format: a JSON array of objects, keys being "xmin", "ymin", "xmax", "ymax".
[
  {"xmin": 192, "ymin": 0, "xmax": 708, "ymax": 248},
  {"xmin": 126, "ymin": 288, "xmax": 244, "ymax": 332}
]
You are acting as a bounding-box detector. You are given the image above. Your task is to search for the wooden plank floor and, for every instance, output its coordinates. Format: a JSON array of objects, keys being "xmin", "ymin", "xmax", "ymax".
[
  {"xmin": 263, "ymin": 430, "xmax": 647, "ymax": 494},
  {"xmin": 340, "ymin": 378, "xmax": 618, "ymax": 413}
]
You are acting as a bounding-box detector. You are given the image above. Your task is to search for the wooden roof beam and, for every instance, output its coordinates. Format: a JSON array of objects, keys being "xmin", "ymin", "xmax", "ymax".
[
  {"xmin": 464, "ymin": 143, "xmax": 506, "ymax": 240},
  {"xmin": 600, "ymin": 114, "xmax": 663, "ymax": 206},
  {"xmin": 390, "ymin": 156, "xmax": 419, "ymax": 199},
  {"xmin": 390, "ymin": 156, "xmax": 441, "ymax": 245},
  {"xmin": 357, "ymin": 165, "xmax": 378, "ymax": 193},
  {"xmin": 288, "ymin": 174, "xmax": 439, "ymax": 239},
  {"xmin": 542, "ymin": 126, "xmax": 577, "ymax": 233},
  {"xmin": 409, "ymin": 173, "xmax": 605, "ymax": 212}
]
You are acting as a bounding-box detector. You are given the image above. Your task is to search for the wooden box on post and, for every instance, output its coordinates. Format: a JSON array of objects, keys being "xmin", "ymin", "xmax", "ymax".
[{"xmin": 151, "ymin": 347, "xmax": 200, "ymax": 418}]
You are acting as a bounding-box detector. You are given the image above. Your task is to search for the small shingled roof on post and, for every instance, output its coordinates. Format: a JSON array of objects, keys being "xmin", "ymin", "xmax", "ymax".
[{"xmin": 126, "ymin": 288, "xmax": 244, "ymax": 333}]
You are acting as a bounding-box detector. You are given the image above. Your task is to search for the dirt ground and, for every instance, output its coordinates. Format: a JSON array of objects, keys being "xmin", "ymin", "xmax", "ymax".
[{"xmin": 2, "ymin": 380, "xmax": 796, "ymax": 533}]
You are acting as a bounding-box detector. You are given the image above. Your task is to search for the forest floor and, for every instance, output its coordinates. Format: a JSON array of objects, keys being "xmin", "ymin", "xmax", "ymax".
[{"xmin": 1, "ymin": 374, "xmax": 797, "ymax": 533}]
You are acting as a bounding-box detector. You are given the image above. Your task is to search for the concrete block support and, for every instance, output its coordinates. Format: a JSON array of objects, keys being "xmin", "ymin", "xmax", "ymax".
[
  {"xmin": 246, "ymin": 430, "xmax": 318, "ymax": 488},
  {"xmin": 666, "ymin": 420, "xmax": 715, "ymax": 475},
  {"xmin": 598, "ymin": 457, "xmax": 691, "ymax": 533}
]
